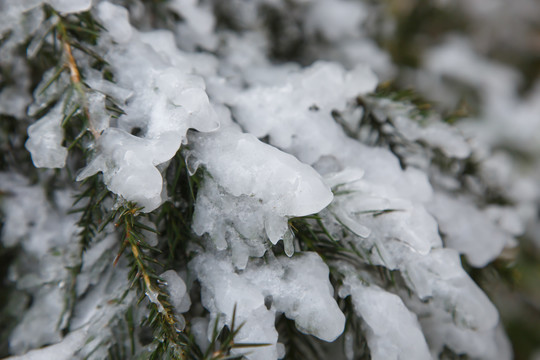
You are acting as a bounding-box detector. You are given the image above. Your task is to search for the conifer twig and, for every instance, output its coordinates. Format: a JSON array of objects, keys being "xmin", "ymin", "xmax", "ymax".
[
  {"xmin": 56, "ymin": 19, "xmax": 100, "ymax": 139},
  {"xmin": 112, "ymin": 203, "xmax": 190, "ymax": 359}
]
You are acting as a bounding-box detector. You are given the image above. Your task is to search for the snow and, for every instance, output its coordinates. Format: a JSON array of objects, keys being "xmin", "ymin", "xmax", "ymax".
[
  {"xmin": 404, "ymin": 248, "xmax": 499, "ymax": 331},
  {"xmin": 0, "ymin": 174, "xmax": 81, "ymax": 354},
  {"xmin": 429, "ymin": 192, "xmax": 518, "ymax": 267},
  {"xmin": 160, "ymin": 270, "xmax": 191, "ymax": 313},
  {"xmin": 324, "ymin": 168, "xmax": 441, "ymax": 269},
  {"xmin": 305, "ymin": 0, "xmax": 367, "ymax": 42},
  {"xmin": 191, "ymin": 252, "xmax": 345, "ymax": 359},
  {"xmin": 189, "ymin": 111, "xmax": 333, "ymax": 267},
  {"xmin": 5, "ymin": 328, "xmax": 88, "ymax": 360},
  {"xmin": 2, "ymin": 0, "xmax": 532, "ymax": 358},
  {"xmin": 338, "ymin": 263, "xmax": 431, "ymax": 360},
  {"xmin": 46, "ymin": 0, "xmax": 92, "ymax": 14},
  {"xmin": 26, "ymin": 99, "xmax": 69, "ymax": 169},
  {"xmin": 77, "ymin": 1, "xmax": 220, "ymax": 211}
]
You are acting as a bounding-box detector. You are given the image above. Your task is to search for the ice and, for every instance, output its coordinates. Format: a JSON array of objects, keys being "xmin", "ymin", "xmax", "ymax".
[
  {"xmin": 160, "ymin": 270, "xmax": 191, "ymax": 313},
  {"xmin": 77, "ymin": 128, "xmax": 176, "ymax": 212},
  {"xmin": 9, "ymin": 286, "xmax": 65, "ymax": 354},
  {"xmin": 425, "ymin": 37, "xmax": 520, "ymax": 105},
  {"xmin": 192, "ymin": 176, "xmax": 270, "ymax": 268},
  {"xmin": 191, "ymin": 251, "xmax": 345, "ymax": 359},
  {"xmin": 324, "ymin": 169, "xmax": 441, "ymax": 268},
  {"xmin": 6, "ymin": 1, "xmax": 529, "ymax": 358},
  {"xmin": 46, "ymin": 0, "xmax": 92, "ymax": 14},
  {"xmin": 190, "ymin": 317, "xmax": 210, "ymax": 353},
  {"xmin": 403, "ymin": 293, "xmax": 511, "ymax": 360},
  {"xmin": 232, "ymin": 61, "xmax": 377, "ymax": 164},
  {"xmin": 76, "ymin": 1, "xmax": 220, "ymax": 210},
  {"xmin": 338, "ymin": 264, "xmax": 431, "ymax": 360},
  {"xmin": 484, "ymin": 205, "xmax": 524, "ymax": 237},
  {"xmin": 305, "ymin": 0, "xmax": 367, "ymax": 42},
  {"xmin": 422, "ymin": 316, "xmax": 512, "ymax": 360},
  {"xmin": 25, "ymin": 101, "xmax": 68, "ymax": 168},
  {"xmin": 190, "ymin": 253, "xmax": 279, "ymax": 360},
  {"xmin": 0, "ymin": 174, "xmax": 82, "ymax": 354},
  {"xmin": 393, "ymin": 115, "xmax": 471, "ymax": 159},
  {"xmin": 189, "ymin": 125, "xmax": 332, "ymax": 217},
  {"xmin": 77, "ymin": 2, "xmax": 219, "ymax": 212},
  {"xmin": 253, "ymin": 252, "xmax": 345, "ymax": 342},
  {"xmin": 96, "ymin": 2, "xmax": 133, "ymax": 43},
  {"xmin": 5, "ymin": 327, "xmax": 88, "ymax": 360},
  {"xmin": 167, "ymin": 0, "xmax": 217, "ymax": 50},
  {"xmin": 189, "ymin": 113, "xmax": 333, "ymax": 264},
  {"xmin": 86, "ymin": 91, "xmax": 110, "ymax": 133},
  {"xmin": 403, "ymin": 248, "xmax": 499, "ymax": 331},
  {"xmin": 76, "ymin": 234, "xmax": 117, "ymax": 296},
  {"xmin": 429, "ymin": 192, "xmax": 516, "ymax": 267},
  {"xmin": 231, "ymin": 62, "xmax": 433, "ymax": 205}
]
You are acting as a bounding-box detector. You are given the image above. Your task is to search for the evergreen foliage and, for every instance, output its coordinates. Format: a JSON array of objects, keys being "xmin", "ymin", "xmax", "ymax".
[{"xmin": 1, "ymin": 1, "xmax": 540, "ymax": 360}]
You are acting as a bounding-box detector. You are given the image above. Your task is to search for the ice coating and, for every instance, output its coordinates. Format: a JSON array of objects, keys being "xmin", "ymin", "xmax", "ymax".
[
  {"xmin": 189, "ymin": 126, "xmax": 333, "ymax": 218},
  {"xmin": 25, "ymin": 102, "xmax": 68, "ymax": 168},
  {"xmin": 189, "ymin": 115, "xmax": 333, "ymax": 265},
  {"xmin": 0, "ymin": 174, "xmax": 81, "ymax": 354},
  {"xmin": 4, "ymin": 328, "xmax": 88, "ymax": 360},
  {"xmin": 190, "ymin": 252, "xmax": 345, "ymax": 360},
  {"xmin": 232, "ymin": 61, "xmax": 434, "ymax": 204},
  {"xmin": 46, "ymin": 0, "xmax": 91, "ymax": 13},
  {"xmin": 160, "ymin": 270, "xmax": 191, "ymax": 313},
  {"xmin": 241, "ymin": 252, "xmax": 346, "ymax": 342},
  {"xmin": 429, "ymin": 192, "xmax": 518, "ymax": 267},
  {"xmin": 4, "ymin": 1, "xmax": 530, "ymax": 359},
  {"xmin": 324, "ymin": 168, "xmax": 441, "ymax": 268},
  {"xmin": 233, "ymin": 61, "xmax": 378, "ymax": 165},
  {"xmin": 77, "ymin": 1, "xmax": 219, "ymax": 211},
  {"xmin": 338, "ymin": 264, "xmax": 431, "ymax": 360},
  {"xmin": 77, "ymin": 128, "xmax": 175, "ymax": 211},
  {"xmin": 403, "ymin": 291, "xmax": 511, "ymax": 360},
  {"xmin": 404, "ymin": 248, "xmax": 499, "ymax": 331}
]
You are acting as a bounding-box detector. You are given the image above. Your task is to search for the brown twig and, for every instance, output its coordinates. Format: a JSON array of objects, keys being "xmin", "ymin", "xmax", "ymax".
[{"xmin": 57, "ymin": 22, "xmax": 100, "ymax": 139}]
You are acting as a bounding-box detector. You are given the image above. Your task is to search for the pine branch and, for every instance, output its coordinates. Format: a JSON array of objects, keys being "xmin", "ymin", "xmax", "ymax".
[{"xmin": 110, "ymin": 203, "xmax": 192, "ymax": 359}]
